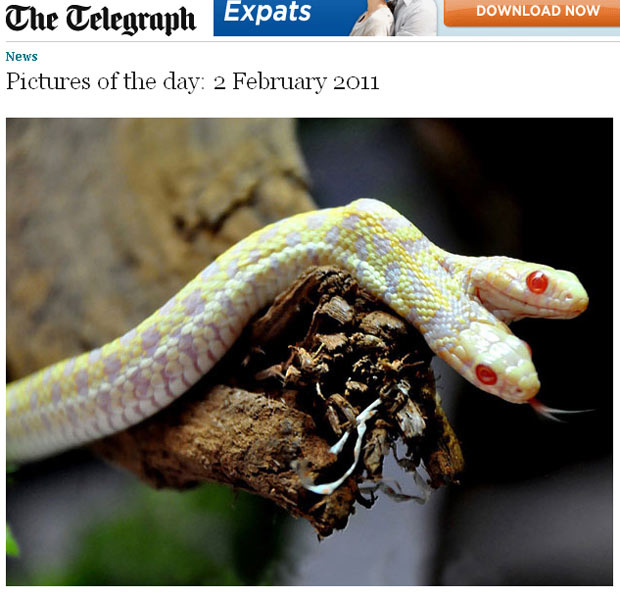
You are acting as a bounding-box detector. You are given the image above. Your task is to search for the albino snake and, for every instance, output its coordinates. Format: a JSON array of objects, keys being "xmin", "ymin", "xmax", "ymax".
[{"xmin": 6, "ymin": 199, "xmax": 588, "ymax": 465}]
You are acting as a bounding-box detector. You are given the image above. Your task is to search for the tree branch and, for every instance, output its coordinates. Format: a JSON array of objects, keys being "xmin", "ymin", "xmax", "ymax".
[{"xmin": 93, "ymin": 267, "xmax": 464, "ymax": 537}]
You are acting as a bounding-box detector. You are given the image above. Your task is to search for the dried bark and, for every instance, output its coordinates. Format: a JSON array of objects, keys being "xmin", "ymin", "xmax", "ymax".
[{"xmin": 93, "ymin": 267, "xmax": 464, "ymax": 537}]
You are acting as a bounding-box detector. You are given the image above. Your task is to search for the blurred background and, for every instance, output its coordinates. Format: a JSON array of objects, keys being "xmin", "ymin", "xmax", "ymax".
[{"xmin": 6, "ymin": 119, "xmax": 612, "ymax": 585}]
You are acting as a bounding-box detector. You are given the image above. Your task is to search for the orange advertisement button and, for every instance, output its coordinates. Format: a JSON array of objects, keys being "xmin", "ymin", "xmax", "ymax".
[{"xmin": 444, "ymin": 0, "xmax": 620, "ymax": 25}]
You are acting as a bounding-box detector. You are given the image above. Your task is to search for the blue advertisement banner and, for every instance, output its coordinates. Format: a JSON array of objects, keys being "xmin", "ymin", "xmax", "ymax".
[{"xmin": 214, "ymin": 0, "xmax": 367, "ymax": 35}]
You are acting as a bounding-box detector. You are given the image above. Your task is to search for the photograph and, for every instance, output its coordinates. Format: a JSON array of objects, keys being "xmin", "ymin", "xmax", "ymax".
[{"xmin": 5, "ymin": 118, "xmax": 612, "ymax": 586}]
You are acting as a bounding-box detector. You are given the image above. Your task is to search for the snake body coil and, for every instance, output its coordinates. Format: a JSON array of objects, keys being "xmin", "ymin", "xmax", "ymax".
[{"xmin": 6, "ymin": 199, "xmax": 588, "ymax": 463}]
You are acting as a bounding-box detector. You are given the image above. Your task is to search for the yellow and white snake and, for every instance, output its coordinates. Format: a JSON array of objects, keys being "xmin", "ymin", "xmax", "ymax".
[{"xmin": 6, "ymin": 199, "xmax": 588, "ymax": 465}]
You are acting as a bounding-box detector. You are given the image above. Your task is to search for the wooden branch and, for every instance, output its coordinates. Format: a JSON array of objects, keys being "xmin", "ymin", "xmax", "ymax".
[{"xmin": 93, "ymin": 267, "xmax": 464, "ymax": 537}]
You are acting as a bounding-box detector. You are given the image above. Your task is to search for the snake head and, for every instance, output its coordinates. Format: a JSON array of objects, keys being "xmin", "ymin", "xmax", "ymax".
[
  {"xmin": 470, "ymin": 257, "xmax": 589, "ymax": 323},
  {"xmin": 443, "ymin": 321, "xmax": 540, "ymax": 403}
]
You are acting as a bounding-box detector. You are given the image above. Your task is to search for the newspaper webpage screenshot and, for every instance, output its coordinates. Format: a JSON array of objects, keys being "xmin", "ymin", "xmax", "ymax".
[{"xmin": 2, "ymin": 0, "xmax": 617, "ymax": 588}]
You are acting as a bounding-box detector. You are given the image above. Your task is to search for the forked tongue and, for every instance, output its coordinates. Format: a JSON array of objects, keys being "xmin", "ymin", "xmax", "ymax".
[{"xmin": 529, "ymin": 397, "xmax": 594, "ymax": 422}]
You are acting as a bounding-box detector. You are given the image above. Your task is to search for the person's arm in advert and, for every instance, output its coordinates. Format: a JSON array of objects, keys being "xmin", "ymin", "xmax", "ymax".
[
  {"xmin": 393, "ymin": 0, "xmax": 438, "ymax": 36},
  {"xmin": 349, "ymin": 0, "xmax": 395, "ymax": 36}
]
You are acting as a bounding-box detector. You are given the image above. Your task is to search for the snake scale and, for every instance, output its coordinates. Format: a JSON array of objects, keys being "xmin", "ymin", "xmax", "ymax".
[{"xmin": 6, "ymin": 199, "xmax": 588, "ymax": 464}]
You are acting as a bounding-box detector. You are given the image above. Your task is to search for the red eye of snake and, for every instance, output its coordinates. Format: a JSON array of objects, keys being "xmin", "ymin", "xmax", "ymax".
[
  {"xmin": 476, "ymin": 364, "xmax": 497, "ymax": 385},
  {"xmin": 526, "ymin": 271, "xmax": 548, "ymax": 294}
]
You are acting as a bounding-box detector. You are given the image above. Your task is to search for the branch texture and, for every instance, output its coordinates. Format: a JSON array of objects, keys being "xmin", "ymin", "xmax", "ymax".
[{"xmin": 94, "ymin": 267, "xmax": 464, "ymax": 537}]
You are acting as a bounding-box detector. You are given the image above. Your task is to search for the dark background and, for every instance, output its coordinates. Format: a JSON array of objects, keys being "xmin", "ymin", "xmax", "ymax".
[
  {"xmin": 299, "ymin": 118, "xmax": 612, "ymax": 585},
  {"xmin": 7, "ymin": 119, "xmax": 612, "ymax": 585}
]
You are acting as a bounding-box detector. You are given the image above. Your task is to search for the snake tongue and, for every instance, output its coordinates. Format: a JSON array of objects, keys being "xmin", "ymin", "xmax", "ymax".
[{"xmin": 529, "ymin": 397, "xmax": 595, "ymax": 422}]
